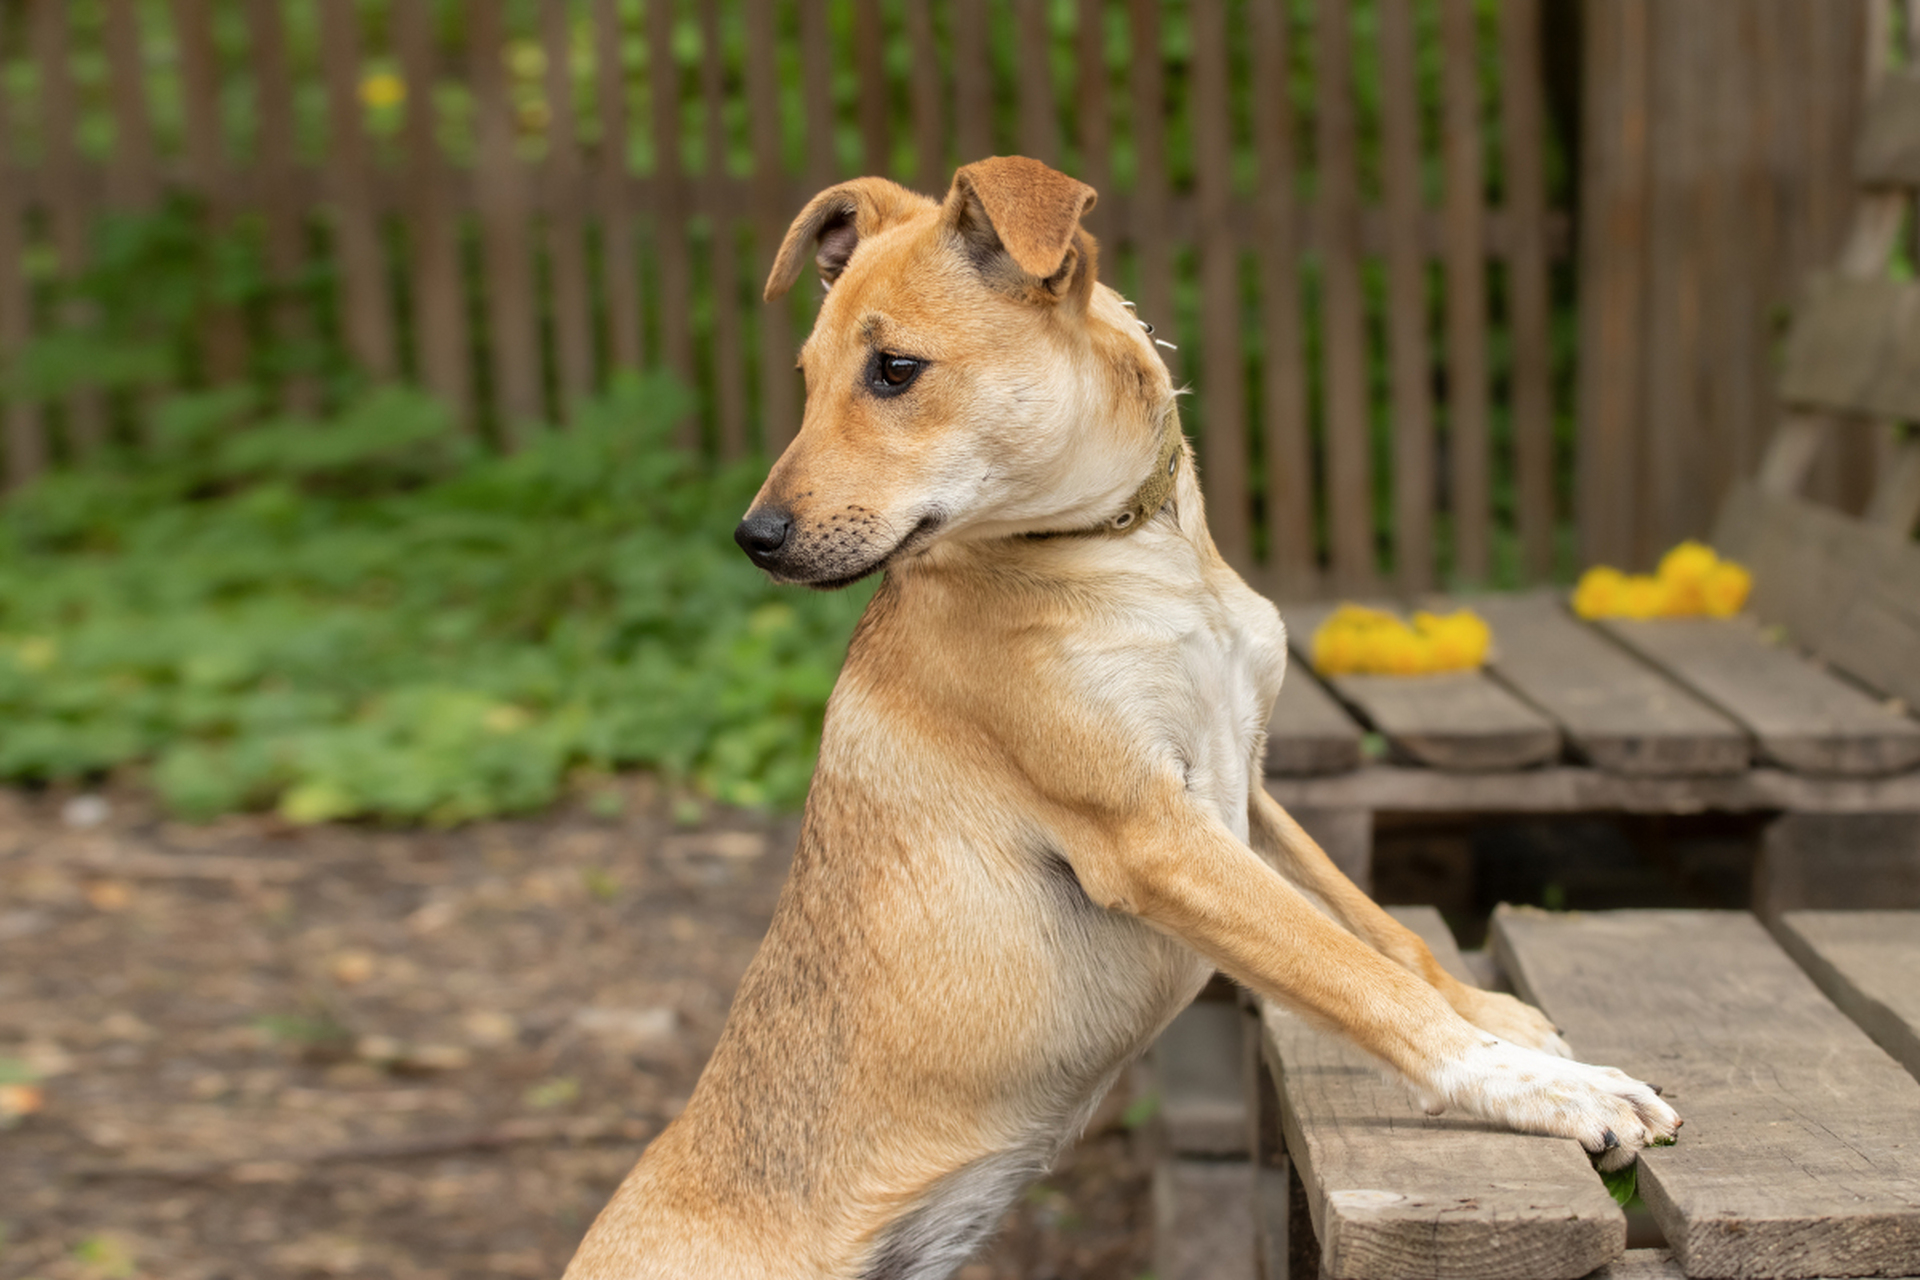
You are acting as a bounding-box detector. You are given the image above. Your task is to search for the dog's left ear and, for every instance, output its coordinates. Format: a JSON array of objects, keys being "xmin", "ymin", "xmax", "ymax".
[
  {"xmin": 765, "ymin": 178, "xmax": 929, "ymax": 300},
  {"xmin": 944, "ymin": 156, "xmax": 1099, "ymax": 305}
]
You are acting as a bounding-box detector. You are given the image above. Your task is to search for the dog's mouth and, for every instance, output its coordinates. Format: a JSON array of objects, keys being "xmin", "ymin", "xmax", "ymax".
[{"xmin": 795, "ymin": 512, "xmax": 944, "ymax": 591}]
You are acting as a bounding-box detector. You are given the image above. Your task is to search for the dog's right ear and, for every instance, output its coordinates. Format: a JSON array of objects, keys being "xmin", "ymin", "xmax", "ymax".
[
  {"xmin": 765, "ymin": 178, "xmax": 928, "ymax": 301},
  {"xmin": 943, "ymin": 156, "xmax": 1098, "ymax": 305}
]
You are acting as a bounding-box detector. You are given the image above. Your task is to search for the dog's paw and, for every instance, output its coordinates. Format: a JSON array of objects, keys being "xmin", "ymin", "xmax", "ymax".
[
  {"xmin": 1451, "ymin": 988, "xmax": 1572, "ymax": 1058},
  {"xmin": 1414, "ymin": 1039, "xmax": 1681, "ymax": 1171}
]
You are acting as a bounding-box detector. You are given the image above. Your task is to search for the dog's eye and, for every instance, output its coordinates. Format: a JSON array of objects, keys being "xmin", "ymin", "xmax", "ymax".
[{"xmin": 869, "ymin": 352, "xmax": 924, "ymax": 396}]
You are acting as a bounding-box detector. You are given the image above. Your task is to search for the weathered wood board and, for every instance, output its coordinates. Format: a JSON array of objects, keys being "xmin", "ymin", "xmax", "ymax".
[
  {"xmin": 1268, "ymin": 667, "xmax": 1366, "ymax": 777},
  {"xmin": 1150, "ymin": 998, "xmax": 1250, "ymax": 1158},
  {"xmin": 1472, "ymin": 593, "xmax": 1750, "ymax": 776},
  {"xmin": 1493, "ymin": 908, "xmax": 1920, "ymax": 1279},
  {"xmin": 1855, "ymin": 69, "xmax": 1920, "ymax": 188},
  {"xmin": 1283, "ymin": 604, "xmax": 1561, "ymax": 773},
  {"xmin": 1777, "ymin": 273, "xmax": 1920, "ymax": 423},
  {"xmin": 1713, "ymin": 482, "xmax": 1920, "ymax": 714},
  {"xmin": 1260, "ymin": 905, "xmax": 1623, "ymax": 1280},
  {"xmin": 1774, "ymin": 911, "xmax": 1920, "ymax": 1085},
  {"xmin": 1600, "ymin": 615, "xmax": 1920, "ymax": 776}
]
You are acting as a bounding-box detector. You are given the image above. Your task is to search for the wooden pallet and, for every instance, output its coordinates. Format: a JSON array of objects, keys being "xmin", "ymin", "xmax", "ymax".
[{"xmin": 1243, "ymin": 906, "xmax": 1920, "ymax": 1280}]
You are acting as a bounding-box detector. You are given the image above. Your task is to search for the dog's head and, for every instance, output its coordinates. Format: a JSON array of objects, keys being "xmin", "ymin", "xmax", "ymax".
[{"xmin": 735, "ymin": 156, "xmax": 1175, "ymax": 588}]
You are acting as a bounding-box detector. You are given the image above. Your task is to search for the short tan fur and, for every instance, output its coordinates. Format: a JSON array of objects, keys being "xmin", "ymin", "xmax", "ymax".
[{"xmin": 564, "ymin": 157, "xmax": 1678, "ymax": 1280}]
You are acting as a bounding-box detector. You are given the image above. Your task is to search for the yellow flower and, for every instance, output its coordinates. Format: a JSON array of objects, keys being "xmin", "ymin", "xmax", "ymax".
[
  {"xmin": 1312, "ymin": 604, "xmax": 1490, "ymax": 676},
  {"xmin": 1571, "ymin": 566, "xmax": 1627, "ymax": 619},
  {"xmin": 359, "ymin": 71, "xmax": 406, "ymax": 110},
  {"xmin": 1702, "ymin": 562, "xmax": 1752, "ymax": 617},
  {"xmin": 1620, "ymin": 574, "xmax": 1667, "ymax": 619},
  {"xmin": 1657, "ymin": 539, "xmax": 1719, "ymax": 587},
  {"xmin": 1416, "ymin": 610, "xmax": 1492, "ymax": 670}
]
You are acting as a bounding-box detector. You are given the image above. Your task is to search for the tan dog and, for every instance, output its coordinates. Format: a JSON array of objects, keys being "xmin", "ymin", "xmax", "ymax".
[{"xmin": 564, "ymin": 156, "xmax": 1679, "ymax": 1280}]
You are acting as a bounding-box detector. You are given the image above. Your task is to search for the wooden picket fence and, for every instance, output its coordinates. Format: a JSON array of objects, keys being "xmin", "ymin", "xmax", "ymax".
[{"xmin": 0, "ymin": 0, "xmax": 1881, "ymax": 598}]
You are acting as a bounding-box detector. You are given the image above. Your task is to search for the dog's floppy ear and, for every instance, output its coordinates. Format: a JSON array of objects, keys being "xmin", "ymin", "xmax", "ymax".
[
  {"xmin": 765, "ymin": 178, "xmax": 928, "ymax": 300},
  {"xmin": 943, "ymin": 156, "xmax": 1099, "ymax": 303}
]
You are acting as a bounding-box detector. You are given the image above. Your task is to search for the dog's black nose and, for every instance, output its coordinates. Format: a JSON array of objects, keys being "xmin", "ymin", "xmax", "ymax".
[{"xmin": 734, "ymin": 510, "xmax": 793, "ymax": 564}]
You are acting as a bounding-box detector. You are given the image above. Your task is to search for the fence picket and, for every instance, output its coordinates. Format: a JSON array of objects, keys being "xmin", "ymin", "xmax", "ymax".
[
  {"xmin": 953, "ymin": 0, "xmax": 994, "ymax": 163},
  {"xmin": 905, "ymin": 2, "xmax": 946, "ymax": 193},
  {"xmin": 1250, "ymin": 0, "xmax": 1317, "ymax": 598},
  {"xmin": 698, "ymin": 1, "xmax": 749, "ymax": 459},
  {"xmin": 853, "ymin": 0, "xmax": 891, "ymax": 175},
  {"xmin": 1014, "ymin": 0, "xmax": 1062, "ymax": 167},
  {"xmin": 1189, "ymin": 0, "xmax": 1250, "ymax": 571},
  {"xmin": 745, "ymin": 0, "xmax": 798, "ymax": 453},
  {"xmin": 541, "ymin": 0, "xmax": 597, "ymax": 418},
  {"xmin": 244, "ymin": 0, "xmax": 317, "ymax": 414},
  {"xmin": 1074, "ymin": 0, "xmax": 1115, "ymax": 245},
  {"xmin": 591, "ymin": 0, "xmax": 644, "ymax": 377},
  {"xmin": 1440, "ymin": 0, "xmax": 1492, "ymax": 585},
  {"xmin": 102, "ymin": 0, "xmax": 158, "ymax": 208},
  {"xmin": 0, "ymin": 13, "xmax": 43, "ymax": 487},
  {"xmin": 1378, "ymin": 0, "xmax": 1438, "ymax": 594},
  {"xmin": 395, "ymin": 0, "xmax": 473, "ymax": 425},
  {"xmin": 799, "ymin": 0, "xmax": 837, "ymax": 189},
  {"xmin": 1126, "ymin": 0, "xmax": 1177, "ymax": 357},
  {"xmin": 1497, "ymin": 0, "xmax": 1556, "ymax": 582},
  {"xmin": 1314, "ymin": 0, "xmax": 1378, "ymax": 592},
  {"xmin": 316, "ymin": 1, "xmax": 398, "ymax": 384},
  {"xmin": 645, "ymin": 0, "xmax": 695, "ymax": 446},
  {"xmin": 470, "ymin": 0, "xmax": 544, "ymax": 442},
  {"xmin": 35, "ymin": 0, "xmax": 107, "ymax": 453}
]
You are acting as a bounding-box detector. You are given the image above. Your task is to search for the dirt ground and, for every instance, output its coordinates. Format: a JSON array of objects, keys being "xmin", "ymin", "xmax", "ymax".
[{"xmin": 0, "ymin": 778, "xmax": 1153, "ymax": 1280}]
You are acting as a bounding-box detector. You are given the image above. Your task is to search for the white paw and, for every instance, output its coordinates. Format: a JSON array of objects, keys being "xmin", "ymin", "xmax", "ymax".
[
  {"xmin": 1413, "ymin": 1039, "xmax": 1681, "ymax": 1171},
  {"xmin": 1453, "ymin": 988, "xmax": 1573, "ymax": 1058}
]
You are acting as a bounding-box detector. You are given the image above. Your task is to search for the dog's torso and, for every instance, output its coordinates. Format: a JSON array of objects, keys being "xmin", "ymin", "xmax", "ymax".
[{"xmin": 587, "ymin": 499, "xmax": 1286, "ymax": 1279}]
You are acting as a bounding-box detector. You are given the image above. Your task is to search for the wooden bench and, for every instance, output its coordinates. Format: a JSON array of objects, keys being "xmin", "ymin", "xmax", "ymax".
[
  {"xmin": 1248, "ymin": 906, "xmax": 1920, "ymax": 1280},
  {"xmin": 1262, "ymin": 67, "xmax": 1920, "ymax": 917}
]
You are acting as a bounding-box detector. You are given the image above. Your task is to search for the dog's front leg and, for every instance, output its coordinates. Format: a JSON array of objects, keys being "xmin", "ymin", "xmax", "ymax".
[
  {"xmin": 1059, "ymin": 780, "xmax": 1679, "ymax": 1169},
  {"xmin": 1246, "ymin": 787, "xmax": 1572, "ymax": 1055}
]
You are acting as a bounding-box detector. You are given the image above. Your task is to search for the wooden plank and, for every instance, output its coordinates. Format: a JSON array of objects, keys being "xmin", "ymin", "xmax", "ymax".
[
  {"xmin": 1073, "ymin": 0, "xmax": 1114, "ymax": 244},
  {"xmin": 592, "ymin": 0, "xmax": 645, "ymax": 375},
  {"xmin": 905, "ymin": 1, "xmax": 946, "ymax": 194},
  {"xmin": 317, "ymin": 0, "xmax": 398, "ymax": 381},
  {"xmin": 1012, "ymin": 0, "xmax": 1061, "ymax": 167},
  {"xmin": 1125, "ymin": 0, "xmax": 1176, "ymax": 344},
  {"xmin": 1284, "ymin": 604, "xmax": 1561, "ymax": 772},
  {"xmin": 1260, "ymin": 905, "xmax": 1625, "ymax": 1280},
  {"xmin": 1266, "ymin": 669, "xmax": 1365, "ymax": 778},
  {"xmin": 1711, "ymin": 481, "xmax": 1920, "ymax": 709},
  {"xmin": 645, "ymin": 0, "xmax": 694, "ymax": 445},
  {"xmin": 696, "ymin": 0, "xmax": 747, "ymax": 460},
  {"xmin": 744, "ymin": 0, "xmax": 797, "ymax": 454},
  {"xmin": 1376, "ymin": 0, "xmax": 1438, "ymax": 596},
  {"xmin": 0, "ymin": 9, "xmax": 44, "ymax": 488},
  {"xmin": 471, "ymin": 0, "xmax": 545, "ymax": 442},
  {"xmin": 243, "ymin": 0, "xmax": 317, "ymax": 414},
  {"xmin": 1778, "ymin": 274, "xmax": 1920, "ymax": 422},
  {"xmin": 1756, "ymin": 810, "xmax": 1920, "ymax": 918},
  {"xmin": 1601, "ymin": 614, "xmax": 1920, "ymax": 776},
  {"xmin": 1439, "ymin": 0, "xmax": 1492, "ymax": 584},
  {"xmin": 1776, "ymin": 911, "xmax": 1920, "ymax": 1082},
  {"xmin": 1248, "ymin": 2, "xmax": 1317, "ymax": 599},
  {"xmin": 1864, "ymin": 436, "xmax": 1920, "ymax": 535},
  {"xmin": 1471, "ymin": 593, "xmax": 1750, "ymax": 777},
  {"xmin": 952, "ymin": 0, "xmax": 994, "ymax": 164},
  {"xmin": 1267, "ymin": 765, "xmax": 1920, "ymax": 816},
  {"xmin": 1153, "ymin": 1159, "xmax": 1256, "ymax": 1280},
  {"xmin": 1497, "ymin": 0, "xmax": 1556, "ymax": 583},
  {"xmin": 1188, "ymin": 0, "xmax": 1250, "ymax": 573},
  {"xmin": 852, "ymin": 0, "xmax": 891, "ymax": 175},
  {"xmin": 1857, "ymin": 70, "xmax": 1920, "ymax": 186},
  {"xmin": 1313, "ymin": 0, "xmax": 1377, "ymax": 593},
  {"xmin": 1575, "ymin": 0, "xmax": 1650, "ymax": 570},
  {"xmin": 797, "ymin": 0, "xmax": 836, "ymax": 190},
  {"xmin": 34, "ymin": 0, "xmax": 108, "ymax": 452},
  {"xmin": 1493, "ymin": 908, "xmax": 1920, "ymax": 1280},
  {"xmin": 396, "ymin": 0, "xmax": 473, "ymax": 424},
  {"xmin": 542, "ymin": 0, "xmax": 598, "ymax": 419},
  {"xmin": 1151, "ymin": 998, "xmax": 1249, "ymax": 1158},
  {"xmin": 102, "ymin": 0, "xmax": 160, "ymax": 208}
]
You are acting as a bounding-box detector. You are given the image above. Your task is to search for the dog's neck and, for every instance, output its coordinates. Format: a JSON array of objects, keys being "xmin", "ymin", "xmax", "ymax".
[{"xmin": 1025, "ymin": 408, "xmax": 1186, "ymax": 542}]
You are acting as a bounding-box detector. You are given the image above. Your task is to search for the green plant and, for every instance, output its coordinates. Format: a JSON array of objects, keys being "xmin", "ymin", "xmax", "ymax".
[{"xmin": 0, "ymin": 372, "xmax": 868, "ymax": 823}]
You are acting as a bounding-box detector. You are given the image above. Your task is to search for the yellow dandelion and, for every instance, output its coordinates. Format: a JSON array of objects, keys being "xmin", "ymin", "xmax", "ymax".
[
  {"xmin": 1571, "ymin": 566, "xmax": 1627, "ymax": 619},
  {"xmin": 1620, "ymin": 574, "xmax": 1667, "ymax": 620},
  {"xmin": 1701, "ymin": 562, "xmax": 1752, "ymax": 618},
  {"xmin": 1656, "ymin": 539, "xmax": 1719, "ymax": 587},
  {"xmin": 359, "ymin": 71, "xmax": 406, "ymax": 110}
]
